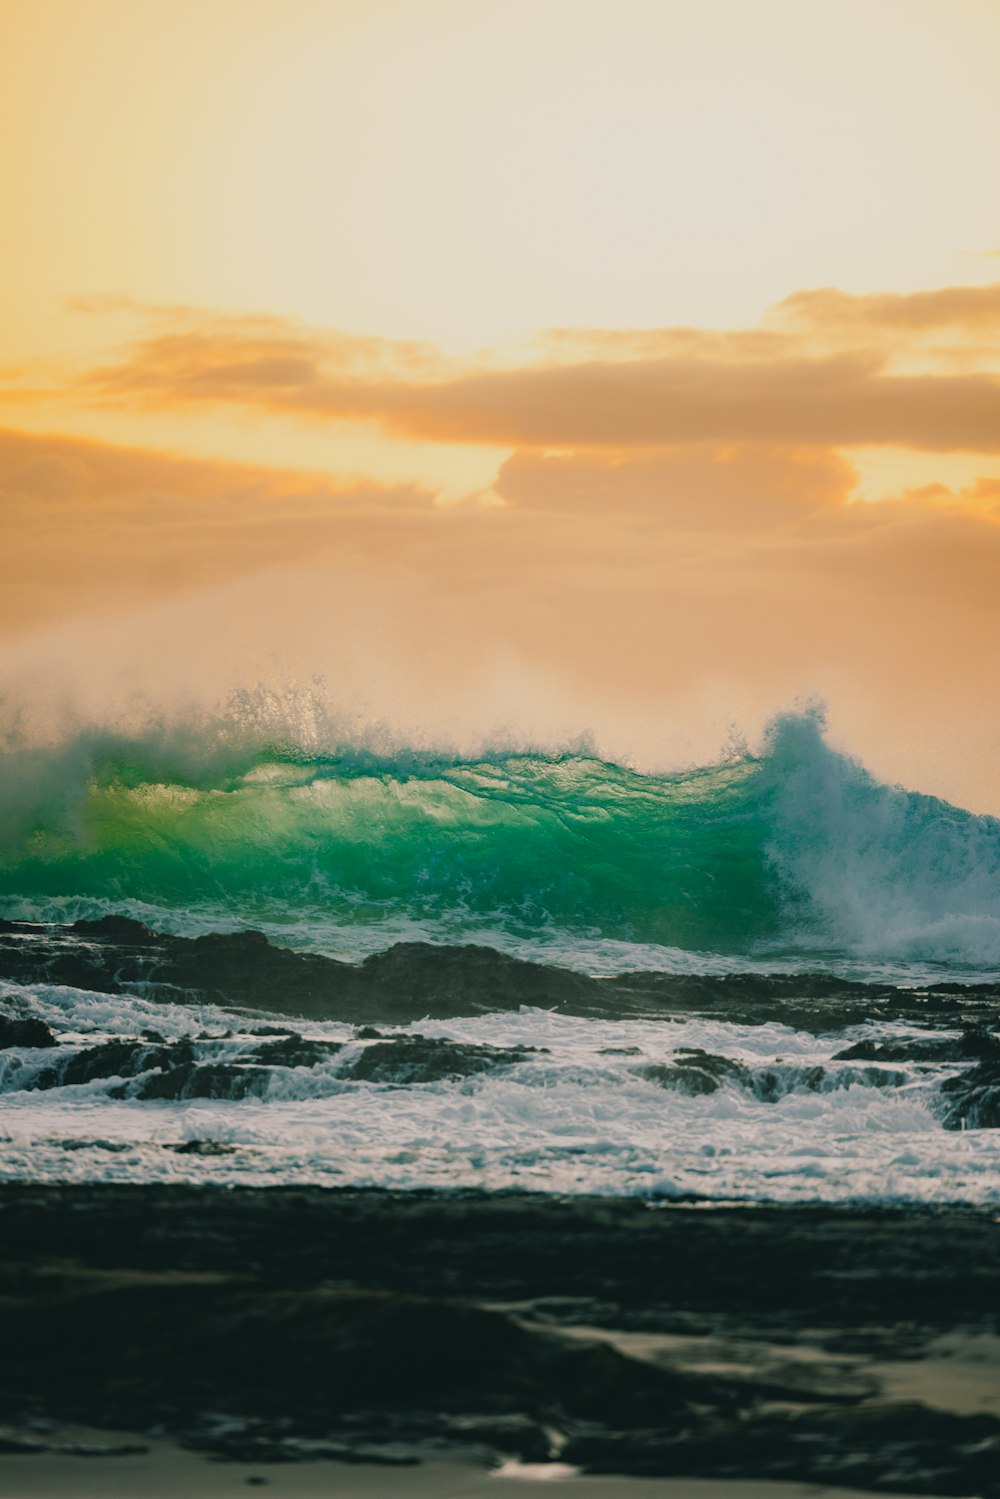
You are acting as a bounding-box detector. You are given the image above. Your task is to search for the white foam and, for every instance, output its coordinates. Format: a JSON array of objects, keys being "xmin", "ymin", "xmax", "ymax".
[
  {"xmin": 764, "ymin": 711, "xmax": 1000, "ymax": 972},
  {"xmin": 1, "ymin": 997, "xmax": 996, "ymax": 1205}
]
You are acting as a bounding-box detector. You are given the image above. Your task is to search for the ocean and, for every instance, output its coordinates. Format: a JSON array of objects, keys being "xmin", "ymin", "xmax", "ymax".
[{"xmin": 2, "ymin": 706, "xmax": 999, "ymax": 1203}]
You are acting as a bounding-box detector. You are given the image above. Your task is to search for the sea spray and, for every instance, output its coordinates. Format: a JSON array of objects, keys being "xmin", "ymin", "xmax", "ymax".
[{"xmin": 1, "ymin": 707, "xmax": 999, "ymax": 968}]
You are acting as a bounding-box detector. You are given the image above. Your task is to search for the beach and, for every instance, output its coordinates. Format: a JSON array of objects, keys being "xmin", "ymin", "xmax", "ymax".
[{"xmin": 1, "ymin": 1446, "xmax": 982, "ymax": 1499}]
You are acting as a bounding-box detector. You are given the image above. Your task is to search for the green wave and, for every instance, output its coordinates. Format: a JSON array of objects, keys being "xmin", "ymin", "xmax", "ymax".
[{"xmin": 2, "ymin": 709, "xmax": 999, "ymax": 964}]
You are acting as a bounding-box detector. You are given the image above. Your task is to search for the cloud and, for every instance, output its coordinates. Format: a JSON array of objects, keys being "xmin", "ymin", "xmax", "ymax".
[
  {"xmin": 85, "ymin": 308, "xmax": 447, "ymax": 401},
  {"xmin": 77, "ymin": 292, "xmax": 1000, "ymax": 452},
  {"xmin": 0, "ymin": 427, "xmax": 429, "ymax": 504},
  {"xmin": 3, "ymin": 451, "xmax": 95, "ymax": 504},
  {"xmin": 494, "ymin": 445, "xmax": 856, "ymax": 525},
  {"xmin": 0, "ymin": 428, "xmax": 433, "ymax": 636},
  {"xmin": 773, "ymin": 281, "xmax": 1000, "ymax": 334}
]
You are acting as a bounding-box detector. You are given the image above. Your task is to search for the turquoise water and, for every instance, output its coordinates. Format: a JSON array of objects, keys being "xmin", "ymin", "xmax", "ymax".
[
  {"xmin": 3, "ymin": 708, "xmax": 999, "ymax": 974},
  {"xmin": 3, "ymin": 705, "xmax": 999, "ymax": 1201}
]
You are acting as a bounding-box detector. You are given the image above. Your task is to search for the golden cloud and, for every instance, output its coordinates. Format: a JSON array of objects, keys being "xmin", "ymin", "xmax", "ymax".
[
  {"xmin": 75, "ymin": 286, "xmax": 1000, "ymax": 452},
  {"xmin": 494, "ymin": 445, "xmax": 857, "ymax": 525},
  {"xmin": 773, "ymin": 281, "xmax": 1000, "ymax": 334}
]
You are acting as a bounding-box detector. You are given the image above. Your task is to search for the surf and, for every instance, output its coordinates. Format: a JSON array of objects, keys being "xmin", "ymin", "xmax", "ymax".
[{"xmin": 2, "ymin": 707, "xmax": 999, "ymax": 970}]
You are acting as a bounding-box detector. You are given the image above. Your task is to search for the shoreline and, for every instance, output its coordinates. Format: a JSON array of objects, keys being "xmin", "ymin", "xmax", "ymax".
[
  {"xmin": 0, "ymin": 1439, "xmax": 975, "ymax": 1499},
  {"xmin": 2, "ymin": 1184, "xmax": 998, "ymax": 1495}
]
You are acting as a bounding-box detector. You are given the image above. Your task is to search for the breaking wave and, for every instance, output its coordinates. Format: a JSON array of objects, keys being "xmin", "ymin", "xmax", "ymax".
[{"xmin": 2, "ymin": 707, "xmax": 999, "ymax": 970}]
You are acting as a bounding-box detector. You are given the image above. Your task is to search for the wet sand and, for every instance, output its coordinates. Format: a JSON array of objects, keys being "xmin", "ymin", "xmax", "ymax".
[{"xmin": 0, "ymin": 1440, "xmax": 960, "ymax": 1499}]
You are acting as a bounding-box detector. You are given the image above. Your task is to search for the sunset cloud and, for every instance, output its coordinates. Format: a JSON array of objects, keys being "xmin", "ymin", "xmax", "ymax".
[
  {"xmin": 0, "ymin": 428, "xmax": 430, "ymax": 635},
  {"xmin": 494, "ymin": 445, "xmax": 856, "ymax": 525},
  {"xmin": 75, "ymin": 288, "xmax": 1000, "ymax": 453},
  {"xmin": 773, "ymin": 281, "xmax": 1000, "ymax": 335}
]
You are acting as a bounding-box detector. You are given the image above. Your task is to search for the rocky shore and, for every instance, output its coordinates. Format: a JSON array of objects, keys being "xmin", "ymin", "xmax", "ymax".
[
  {"xmin": 1, "ymin": 1185, "xmax": 998, "ymax": 1494},
  {"xmin": 5, "ymin": 914, "xmax": 1000, "ymax": 1032}
]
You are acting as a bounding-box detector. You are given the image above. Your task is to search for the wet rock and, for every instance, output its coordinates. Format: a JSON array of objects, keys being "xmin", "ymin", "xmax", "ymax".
[
  {"xmin": 2, "ymin": 915, "xmax": 1000, "ymax": 1032},
  {"xmin": 168, "ymin": 1140, "xmax": 237, "ymax": 1156},
  {"xmin": 0, "ymin": 1424, "xmax": 148, "ymax": 1457},
  {"xmin": 750, "ymin": 1063, "xmax": 909, "ymax": 1101},
  {"xmin": 180, "ymin": 1416, "xmax": 424, "ymax": 1466},
  {"xmin": 136, "ymin": 1061, "xmax": 269, "ymax": 1102},
  {"xmin": 418, "ymin": 1412, "xmax": 552, "ymax": 1462},
  {"xmin": 0, "ymin": 1277, "xmax": 691, "ymax": 1433},
  {"xmin": 344, "ymin": 1035, "xmax": 536, "ymax": 1085},
  {"xmin": 4, "ymin": 1186, "xmax": 996, "ymax": 1335},
  {"xmin": 0, "ymin": 1014, "xmax": 57, "ymax": 1049},
  {"xmin": 2, "ymin": 1186, "xmax": 999, "ymax": 1493},
  {"xmin": 57, "ymin": 1439, "xmax": 151, "ymax": 1457},
  {"xmin": 938, "ymin": 1060, "xmax": 1000, "ymax": 1129},
  {"xmin": 835, "ymin": 1029, "xmax": 1000, "ymax": 1064},
  {"xmin": 0, "ymin": 1427, "xmax": 47, "ymax": 1453},
  {"xmin": 249, "ymin": 1037, "xmax": 343, "ymax": 1068},
  {"xmin": 636, "ymin": 1048, "xmax": 751, "ymax": 1096},
  {"xmin": 563, "ymin": 1403, "xmax": 1000, "ymax": 1492},
  {"xmin": 21, "ymin": 1033, "xmax": 344, "ymax": 1100},
  {"xmin": 31, "ymin": 1039, "xmax": 192, "ymax": 1090},
  {"xmin": 751, "ymin": 1063, "xmax": 827, "ymax": 1101}
]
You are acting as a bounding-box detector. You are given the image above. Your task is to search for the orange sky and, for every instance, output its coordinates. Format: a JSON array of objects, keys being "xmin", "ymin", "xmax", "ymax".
[{"xmin": 2, "ymin": 0, "xmax": 1000, "ymax": 809}]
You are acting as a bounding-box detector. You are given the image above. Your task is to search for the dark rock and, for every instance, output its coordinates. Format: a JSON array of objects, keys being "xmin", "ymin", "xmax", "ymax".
[
  {"xmin": 73, "ymin": 915, "xmax": 158, "ymax": 944},
  {"xmin": 637, "ymin": 1054, "xmax": 911, "ymax": 1104},
  {"xmin": 751, "ymin": 1063, "xmax": 827, "ymax": 1101},
  {"xmin": 182, "ymin": 1418, "xmax": 423, "ymax": 1466},
  {"xmin": 3, "ymin": 1186, "xmax": 996, "ymax": 1335},
  {"xmin": 2, "ymin": 915, "xmax": 1000, "ymax": 1031},
  {"xmin": 58, "ymin": 1440, "xmax": 151, "ymax": 1457},
  {"xmin": 136, "ymin": 1061, "xmax": 269, "ymax": 1102},
  {"xmin": 21, "ymin": 1033, "xmax": 345, "ymax": 1100},
  {"xmin": 0, "ymin": 1424, "xmax": 148, "ymax": 1457},
  {"xmin": 939, "ymin": 1060, "xmax": 1000, "ymax": 1129},
  {"xmin": 2, "ymin": 1186, "xmax": 999, "ymax": 1492},
  {"xmin": 750, "ymin": 1064, "xmax": 909, "ymax": 1102},
  {"xmin": 0, "ymin": 1428, "xmax": 46, "ymax": 1453},
  {"xmin": 0, "ymin": 1014, "xmax": 57, "ymax": 1049},
  {"xmin": 564, "ymin": 1403, "xmax": 1000, "ymax": 1491},
  {"xmin": 249, "ymin": 1037, "xmax": 343, "ymax": 1068},
  {"xmin": 835, "ymin": 1029, "xmax": 1000, "ymax": 1064},
  {"xmin": 344, "ymin": 1035, "xmax": 535, "ymax": 1085},
  {"xmin": 168, "ymin": 1140, "xmax": 237, "ymax": 1156},
  {"xmin": 0, "ymin": 1277, "xmax": 692, "ymax": 1433},
  {"xmin": 636, "ymin": 1049, "xmax": 751, "ymax": 1096},
  {"xmin": 30, "ymin": 1039, "xmax": 192, "ymax": 1091}
]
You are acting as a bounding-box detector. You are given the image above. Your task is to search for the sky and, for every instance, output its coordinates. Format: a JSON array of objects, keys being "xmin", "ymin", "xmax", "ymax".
[{"xmin": 2, "ymin": 0, "xmax": 1000, "ymax": 809}]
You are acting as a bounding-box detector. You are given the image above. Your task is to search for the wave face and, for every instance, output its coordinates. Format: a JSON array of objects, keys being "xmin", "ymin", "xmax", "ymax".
[{"xmin": 2, "ymin": 709, "xmax": 1000, "ymax": 971}]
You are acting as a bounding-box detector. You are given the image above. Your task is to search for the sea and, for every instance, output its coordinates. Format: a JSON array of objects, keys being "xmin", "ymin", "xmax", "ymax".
[{"xmin": 1, "ymin": 706, "xmax": 998, "ymax": 1204}]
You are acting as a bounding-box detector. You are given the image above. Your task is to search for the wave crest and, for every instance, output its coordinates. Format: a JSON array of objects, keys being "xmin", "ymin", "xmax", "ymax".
[{"xmin": 2, "ymin": 707, "xmax": 998, "ymax": 969}]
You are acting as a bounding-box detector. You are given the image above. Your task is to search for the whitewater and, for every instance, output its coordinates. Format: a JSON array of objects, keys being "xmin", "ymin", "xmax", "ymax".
[{"xmin": 1, "ymin": 707, "xmax": 999, "ymax": 1201}]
